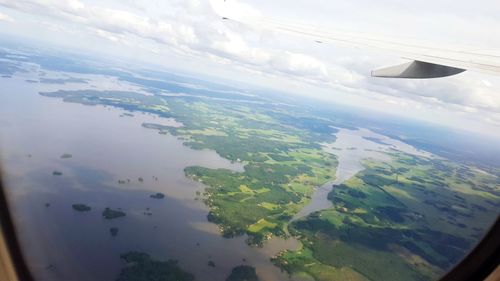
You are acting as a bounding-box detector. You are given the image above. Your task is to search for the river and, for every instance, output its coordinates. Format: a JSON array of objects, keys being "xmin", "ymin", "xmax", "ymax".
[{"xmin": 293, "ymin": 127, "xmax": 434, "ymax": 220}]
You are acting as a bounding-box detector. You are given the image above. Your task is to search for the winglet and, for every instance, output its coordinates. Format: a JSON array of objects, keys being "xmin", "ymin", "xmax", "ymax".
[{"xmin": 372, "ymin": 60, "xmax": 466, "ymax": 79}]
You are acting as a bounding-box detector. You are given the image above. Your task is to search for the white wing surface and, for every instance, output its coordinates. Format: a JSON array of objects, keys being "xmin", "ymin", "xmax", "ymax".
[{"xmin": 221, "ymin": 14, "xmax": 500, "ymax": 79}]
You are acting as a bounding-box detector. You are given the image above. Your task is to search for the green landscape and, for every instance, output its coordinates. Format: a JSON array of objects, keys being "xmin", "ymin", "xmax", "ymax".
[
  {"xmin": 272, "ymin": 152, "xmax": 500, "ymax": 281},
  {"xmin": 117, "ymin": 252, "xmax": 195, "ymax": 281},
  {"xmin": 41, "ymin": 89, "xmax": 340, "ymax": 245},
  {"xmin": 116, "ymin": 251, "xmax": 259, "ymax": 281},
  {"xmin": 38, "ymin": 87, "xmax": 500, "ymax": 281},
  {"xmin": 103, "ymin": 208, "xmax": 126, "ymax": 219},
  {"xmin": 226, "ymin": 265, "xmax": 261, "ymax": 281},
  {"xmin": 72, "ymin": 204, "xmax": 91, "ymax": 212}
]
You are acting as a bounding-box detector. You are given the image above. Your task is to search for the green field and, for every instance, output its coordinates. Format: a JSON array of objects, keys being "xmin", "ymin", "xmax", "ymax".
[
  {"xmin": 40, "ymin": 88, "xmax": 500, "ymax": 280},
  {"xmin": 273, "ymin": 152, "xmax": 500, "ymax": 281},
  {"xmin": 41, "ymin": 89, "xmax": 340, "ymax": 245}
]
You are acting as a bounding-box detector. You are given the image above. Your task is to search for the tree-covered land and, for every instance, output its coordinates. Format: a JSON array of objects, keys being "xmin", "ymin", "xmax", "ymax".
[
  {"xmin": 52, "ymin": 171, "xmax": 63, "ymax": 176},
  {"xmin": 150, "ymin": 193, "xmax": 165, "ymax": 199},
  {"xmin": 39, "ymin": 82, "xmax": 500, "ymax": 281},
  {"xmin": 40, "ymin": 89, "xmax": 340, "ymax": 246},
  {"xmin": 272, "ymin": 152, "xmax": 500, "ymax": 281},
  {"xmin": 103, "ymin": 208, "xmax": 126, "ymax": 219},
  {"xmin": 116, "ymin": 252, "xmax": 195, "ymax": 281},
  {"xmin": 185, "ymin": 146, "xmax": 337, "ymax": 245},
  {"xmin": 72, "ymin": 204, "xmax": 91, "ymax": 212},
  {"xmin": 60, "ymin": 153, "xmax": 73, "ymax": 159},
  {"xmin": 225, "ymin": 265, "xmax": 260, "ymax": 281},
  {"xmin": 110, "ymin": 227, "xmax": 119, "ymax": 237}
]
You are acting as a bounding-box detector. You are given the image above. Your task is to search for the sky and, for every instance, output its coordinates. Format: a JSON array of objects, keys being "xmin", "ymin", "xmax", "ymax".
[{"xmin": 0, "ymin": 0, "xmax": 500, "ymax": 137}]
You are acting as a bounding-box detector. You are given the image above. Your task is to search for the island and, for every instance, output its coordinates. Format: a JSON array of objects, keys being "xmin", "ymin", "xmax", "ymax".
[
  {"xmin": 60, "ymin": 153, "xmax": 73, "ymax": 159},
  {"xmin": 52, "ymin": 171, "xmax": 63, "ymax": 176},
  {"xmin": 150, "ymin": 192, "xmax": 165, "ymax": 199},
  {"xmin": 362, "ymin": 136, "xmax": 390, "ymax": 145},
  {"xmin": 102, "ymin": 208, "xmax": 126, "ymax": 219},
  {"xmin": 116, "ymin": 252, "xmax": 194, "ymax": 281},
  {"xmin": 226, "ymin": 266, "xmax": 260, "ymax": 281},
  {"xmin": 110, "ymin": 227, "xmax": 119, "ymax": 237},
  {"xmin": 72, "ymin": 204, "xmax": 91, "ymax": 212},
  {"xmin": 39, "ymin": 77, "xmax": 88, "ymax": 84}
]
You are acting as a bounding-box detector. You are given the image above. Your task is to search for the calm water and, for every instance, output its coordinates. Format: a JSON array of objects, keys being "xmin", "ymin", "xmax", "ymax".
[
  {"xmin": 0, "ymin": 76, "xmax": 302, "ymax": 281},
  {"xmin": 0, "ymin": 70, "xmax": 437, "ymax": 281}
]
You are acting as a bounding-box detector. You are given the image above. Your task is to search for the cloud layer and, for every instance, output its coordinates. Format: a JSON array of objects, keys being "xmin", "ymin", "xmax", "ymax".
[
  {"xmin": 1, "ymin": 0, "xmax": 500, "ymax": 132},
  {"xmin": 0, "ymin": 10, "xmax": 12, "ymax": 21}
]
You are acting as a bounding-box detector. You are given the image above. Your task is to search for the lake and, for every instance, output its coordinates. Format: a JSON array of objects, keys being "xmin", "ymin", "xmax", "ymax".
[
  {"xmin": 0, "ymin": 69, "xmax": 435, "ymax": 281},
  {"xmin": 0, "ymin": 75, "xmax": 302, "ymax": 281}
]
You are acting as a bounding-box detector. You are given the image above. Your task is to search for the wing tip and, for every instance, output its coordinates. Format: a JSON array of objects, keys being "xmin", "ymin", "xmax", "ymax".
[{"xmin": 372, "ymin": 60, "xmax": 466, "ymax": 79}]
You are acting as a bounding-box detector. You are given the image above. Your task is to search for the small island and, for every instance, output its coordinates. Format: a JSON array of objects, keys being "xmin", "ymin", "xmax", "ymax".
[
  {"xmin": 116, "ymin": 252, "xmax": 194, "ymax": 281},
  {"xmin": 102, "ymin": 208, "xmax": 126, "ymax": 219},
  {"xmin": 110, "ymin": 227, "xmax": 119, "ymax": 237},
  {"xmin": 72, "ymin": 204, "xmax": 91, "ymax": 212},
  {"xmin": 362, "ymin": 136, "xmax": 390, "ymax": 146},
  {"xmin": 150, "ymin": 192, "xmax": 165, "ymax": 199},
  {"xmin": 208, "ymin": 260, "xmax": 216, "ymax": 267},
  {"xmin": 52, "ymin": 171, "xmax": 63, "ymax": 176},
  {"xmin": 60, "ymin": 153, "xmax": 73, "ymax": 159},
  {"xmin": 226, "ymin": 265, "xmax": 260, "ymax": 281}
]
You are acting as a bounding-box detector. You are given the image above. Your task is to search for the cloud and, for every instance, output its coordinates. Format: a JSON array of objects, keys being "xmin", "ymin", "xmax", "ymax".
[
  {"xmin": 353, "ymin": 72, "xmax": 500, "ymax": 113},
  {"xmin": 0, "ymin": 11, "xmax": 12, "ymax": 22},
  {"xmin": 1, "ymin": 0, "xmax": 500, "ymax": 120},
  {"xmin": 211, "ymin": 0, "xmax": 261, "ymax": 18},
  {"xmin": 270, "ymin": 52, "xmax": 328, "ymax": 79},
  {"xmin": 0, "ymin": 0, "xmax": 331, "ymax": 80},
  {"xmin": 0, "ymin": 0, "xmax": 84, "ymax": 20}
]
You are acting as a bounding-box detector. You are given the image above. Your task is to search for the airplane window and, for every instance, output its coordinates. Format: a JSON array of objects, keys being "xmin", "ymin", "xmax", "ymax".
[{"xmin": 0, "ymin": 1, "xmax": 499, "ymax": 281}]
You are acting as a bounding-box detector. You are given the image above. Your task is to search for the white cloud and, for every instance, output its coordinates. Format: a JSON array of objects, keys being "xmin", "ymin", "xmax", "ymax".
[
  {"xmin": 0, "ymin": 0, "xmax": 335, "ymax": 82},
  {"xmin": 270, "ymin": 52, "xmax": 328, "ymax": 79},
  {"xmin": 211, "ymin": 0, "xmax": 261, "ymax": 18},
  {"xmin": 0, "ymin": 0, "xmax": 85, "ymax": 20},
  {"xmin": 355, "ymin": 72, "xmax": 500, "ymax": 113},
  {"xmin": 0, "ymin": 11, "xmax": 12, "ymax": 22},
  {"xmin": 1, "ymin": 0, "xmax": 500, "ymax": 132}
]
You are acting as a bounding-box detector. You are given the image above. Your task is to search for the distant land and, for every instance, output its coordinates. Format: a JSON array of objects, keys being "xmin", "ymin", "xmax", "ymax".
[{"xmin": 0, "ymin": 44, "xmax": 498, "ymax": 281}]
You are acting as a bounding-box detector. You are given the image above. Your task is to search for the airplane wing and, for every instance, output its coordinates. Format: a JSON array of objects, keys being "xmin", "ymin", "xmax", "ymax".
[{"xmin": 221, "ymin": 14, "xmax": 500, "ymax": 79}]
